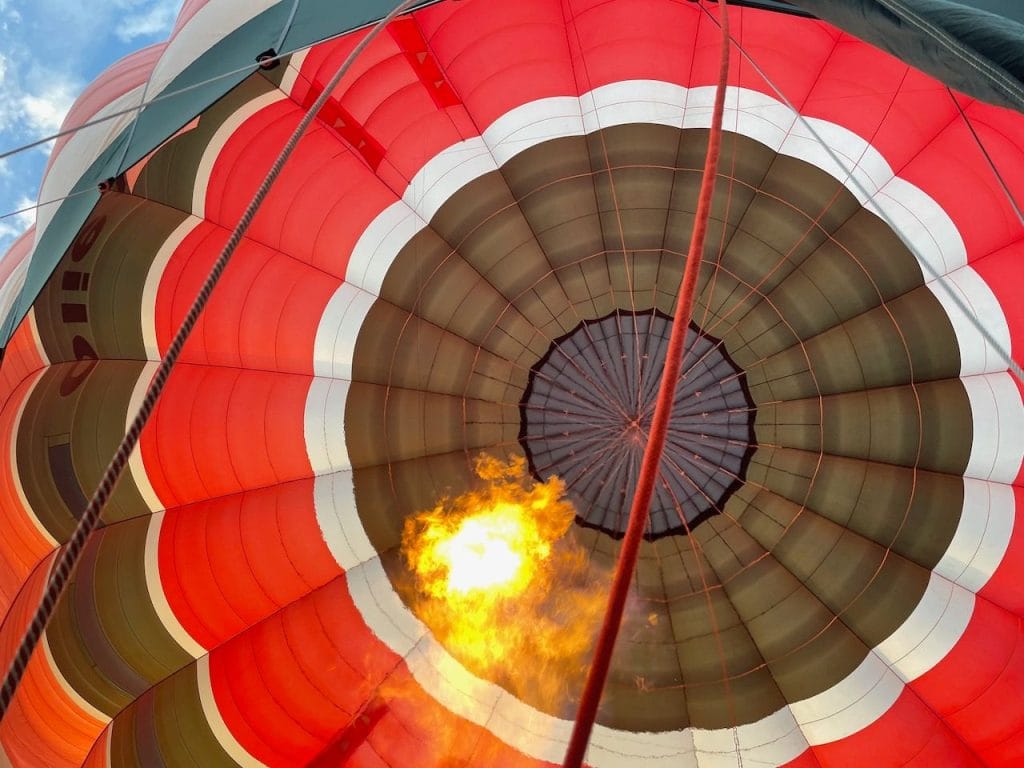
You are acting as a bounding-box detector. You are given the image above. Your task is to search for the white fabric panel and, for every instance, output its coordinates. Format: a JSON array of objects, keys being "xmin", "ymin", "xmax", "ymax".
[
  {"xmin": 692, "ymin": 708, "xmax": 809, "ymax": 768},
  {"xmin": 304, "ymin": 377, "xmax": 350, "ymax": 475},
  {"xmin": 403, "ymin": 136, "xmax": 499, "ymax": 222},
  {"xmin": 312, "ymin": 282, "xmax": 375, "ymax": 379},
  {"xmin": 35, "ymin": 85, "xmax": 148, "ymax": 241},
  {"xmin": 140, "ymin": 217, "xmax": 202, "ymax": 360},
  {"xmin": 126, "ymin": 361, "xmax": 164, "ymax": 514},
  {"xmin": 146, "ymin": 0, "xmax": 278, "ymax": 100},
  {"xmin": 875, "ymin": 574, "xmax": 975, "ymax": 681},
  {"xmin": 930, "ymin": 266, "xmax": 1014, "ymax": 375},
  {"xmin": 313, "ymin": 471, "xmax": 377, "ymax": 571},
  {"xmin": 581, "ymin": 80, "xmax": 689, "ymax": 132},
  {"xmin": 936, "ymin": 478, "xmax": 1015, "ymax": 592},
  {"xmin": 345, "ymin": 557, "xmax": 426, "ymax": 657},
  {"xmin": 482, "ymin": 96, "xmax": 584, "ymax": 166},
  {"xmin": 867, "ymin": 179, "xmax": 968, "ymax": 281},
  {"xmin": 789, "ymin": 652, "xmax": 904, "ymax": 744},
  {"xmin": 485, "ymin": 691, "xmax": 575, "ymax": 764},
  {"xmin": 0, "ymin": 257, "xmax": 31, "ymax": 334},
  {"xmin": 344, "ymin": 201, "xmax": 426, "ymax": 295},
  {"xmin": 143, "ymin": 511, "xmax": 206, "ymax": 659},
  {"xmin": 279, "ymin": 48, "xmax": 309, "ymax": 97},
  {"xmin": 196, "ymin": 654, "xmax": 268, "ymax": 768},
  {"xmin": 962, "ymin": 372, "xmax": 1024, "ymax": 482}
]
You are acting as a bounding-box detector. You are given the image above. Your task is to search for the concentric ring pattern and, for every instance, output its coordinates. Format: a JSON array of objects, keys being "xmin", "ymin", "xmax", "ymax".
[{"xmin": 0, "ymin": 1, "xmax": 1023, "ymax": 767}]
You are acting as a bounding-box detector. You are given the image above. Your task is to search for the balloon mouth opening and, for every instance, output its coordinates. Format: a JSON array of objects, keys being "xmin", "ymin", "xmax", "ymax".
[{"xmin": 518, "ymin": 309, "xmax": 756, "ymax": 540}]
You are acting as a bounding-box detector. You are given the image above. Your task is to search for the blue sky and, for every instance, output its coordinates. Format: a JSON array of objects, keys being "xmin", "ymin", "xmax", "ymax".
[{"xmin": 0, "ymin": 0, "xmax": 183, "ymax": 254}]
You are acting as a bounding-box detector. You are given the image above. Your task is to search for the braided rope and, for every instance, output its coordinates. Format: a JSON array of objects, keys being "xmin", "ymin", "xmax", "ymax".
[
  {"xmin": 0, "ymin": 0, "xmax": 419, "ymax": 720},
  {"xmin": 561, "ymin": 1, "xmax": 731, "ymax": 764}
]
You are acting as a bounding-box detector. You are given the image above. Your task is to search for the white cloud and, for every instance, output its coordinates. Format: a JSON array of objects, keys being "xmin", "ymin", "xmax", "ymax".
[
  {"xmin": 19, "ymin": 79, "xmax": 77, "ymax": 135},
  {"xmin": 0, "ymin": 1, "xmax": 183, "ymax": 258},
  {"xmin": 115, "ymin": 0, "xmax": 179, "ymax": 42},
  {"xmin": 11, "ymin": 195, "xmax": 35, "ymax": 230}
]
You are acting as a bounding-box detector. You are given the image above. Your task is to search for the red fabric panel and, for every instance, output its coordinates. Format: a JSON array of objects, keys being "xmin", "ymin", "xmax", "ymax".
[
  {"xmin": 979, "ymin": 485, "xmax": 1024, "ymax": 617},
  {"xmin": 731, "ymin": 14, "xmax": 838, "ymax": 108},
  {"xmin": 781, "ymin": 750, "xmax": 823, "ymax": 768},
  {"xmin": 293, "ymin": 24, "xmax": 472, "ymax": 191},
  {"xmin": 80, "ymin": 727, "xmax": 110, "ymax": 768},
  {"xmin": 971, "ymin": 239, "xmax": 1024, "ymax": 366},
  {"xmin": 208, "ymin": 578, "xmax": 562, "ymax": 767},
  {"xmin": 809, "ymin": 686, "xmax": 983, "ymax": 767},
  {"xmin": 196, "ymin": 100, "xmax": 398, "ymax": 278},
  {"xmin": 417, "ymin": 0, "xmax": 577, "ymax": 128},
  {"xmin": 897, "ymin": 116, "xmax": 1019, "ymax": 262},
  {"xmin": 0, "ymin": 317, "xmax": 45, "ymax": 403},
  {"xmin": 139, "ymin": 364, "xmax": 312, "ymax": 509},
  {"xmin": 961, "ymin": 101, "xmax": 1024, "ymax": 225},
  {"xmin": 913, "ymin": 599, "xmax": 1024, "ymax": 764},
  {"xmin": 799, "ymin": 38, "xmax": 958, "ymax": 172},
  {"xmin": 157, "ymin": 478, "xmax": 342, "ymax": 650},
  {"xmin": 154, "ymin": 222, "xmax": 337, "ymax": 373}
]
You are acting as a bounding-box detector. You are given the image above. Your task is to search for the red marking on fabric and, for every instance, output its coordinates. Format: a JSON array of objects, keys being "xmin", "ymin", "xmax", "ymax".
[{"xmin": 388, "ymin": 17, "xmax": 461, "ymax": 109}]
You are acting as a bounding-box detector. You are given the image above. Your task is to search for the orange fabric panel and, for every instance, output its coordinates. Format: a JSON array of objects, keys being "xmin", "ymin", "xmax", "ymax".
[
  {"xmin": 0, "ymin": 553, "xmax": 105, "ymax": 768},
  {"xmin": 140, "ymin": 364, "xmax": 312, "ymax": 509},
  {"xmin": 0, "ymin": 371, "xmax": 50, "ymax": 613},
  {"xmin": 157, "ymin": 478, "xmax": 342, "ymax": 650},
  {"xmin": 154, "ymin": 222, "xmax": 338, "ymax": 373}
]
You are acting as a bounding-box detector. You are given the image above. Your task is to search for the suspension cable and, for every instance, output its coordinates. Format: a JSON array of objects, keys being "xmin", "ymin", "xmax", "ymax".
[
  {"xmin": 560, "ymin": 1, "xmax": 732, "ymax": 764},
  {"xmin": 0, "ymin": 0, "xmax": 421, "ymax": 721}
]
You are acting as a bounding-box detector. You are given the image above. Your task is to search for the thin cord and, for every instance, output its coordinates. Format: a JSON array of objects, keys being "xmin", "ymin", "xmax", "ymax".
[
  {"xmin": 947, "ymin": 88, "xmax": 1024, "ymax": 227},
  {"xmin": 0, "ymin": 0, "xmax": 442, "ymax": 164},
  {"xmin": 0, "ymin": 189, "xmax": 95, "ymax": 224},
  {"xmin": 0, "ymin": 0, "xmax": 420, "ymax": 721},
  {"xmin": 560, "ymin": 1, "xmax": 731, "ymax": 765}
]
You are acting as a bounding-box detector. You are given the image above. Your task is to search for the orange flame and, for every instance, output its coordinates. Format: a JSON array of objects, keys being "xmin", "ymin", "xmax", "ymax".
[{"xmin": 401, "ymin": 455, "xmax": 607, "ymax": 710}]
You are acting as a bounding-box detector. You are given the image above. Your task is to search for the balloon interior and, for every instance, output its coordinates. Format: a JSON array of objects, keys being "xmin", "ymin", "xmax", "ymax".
[{"xmin": 0, "ymin": 0, "xmax": 1022, "ymax": 766}]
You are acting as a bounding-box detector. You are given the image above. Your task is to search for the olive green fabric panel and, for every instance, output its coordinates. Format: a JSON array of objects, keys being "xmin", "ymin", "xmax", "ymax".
[
  {"xmin": 379, "ymin": 227, "xmax": 550, "ymax": 368},
  {"xmin": 746, "ymin": 446, "xmax": 963, "ymax": 570},
  {"xmin": 104, "ymin": 665, "xmax": 238, "ymax": 768},
  {"xmin": 355, "ymin": 450, "xmax": 492, "ymax": 555},
  {"xmin": 756, "ymin": 378, "xmax": 973, "ymax": 473},
  {"xmin": 47, "ymin": 517, "xmax": 193, "ymax": 719},
  {"xmin": 130, "ymin": 76, "xmax": 282, "ymax": 215},
  {"xmin": 345, "ymin": 383, "xmax": 516, "ymax": 467},
  {"xmin": 746, "ymin": 287, "xmax": 960, "ymax": 401},
  {"xmin": 32, "ymin": 194, "xmax": 188, "ymax": 365},
  {"xmin": 350, "ymin": 302, "xmax": 527, "ymax": 403},
  {"xmin": 736, "ymin": 487, "xmax": 931, "ymax": 648},
  {"xmin": 15, "ymin": 362, "xmax": 152, "ymax": 539}
]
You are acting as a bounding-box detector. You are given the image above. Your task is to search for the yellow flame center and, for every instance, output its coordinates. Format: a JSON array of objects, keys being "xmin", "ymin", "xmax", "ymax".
[
  {"xmin": 439, "ymin": 509, "xmax": 528, "ymax": 594},
  {"xmin": 401, "ymin": 456, "xmax": 607, "ymax": 709}
]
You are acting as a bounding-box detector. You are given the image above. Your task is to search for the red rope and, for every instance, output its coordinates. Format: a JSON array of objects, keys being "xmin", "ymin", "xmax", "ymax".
[{"xmin": 561, "ymin": 2, "xmax": 732, "ymax": 765}]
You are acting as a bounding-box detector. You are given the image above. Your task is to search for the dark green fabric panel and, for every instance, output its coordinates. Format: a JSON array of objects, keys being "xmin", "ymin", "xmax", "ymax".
[
  {"xmin": 790, "ymin": 0, "xmax": 1024, "ymax": 112},
  {"xmin": 0, "ymin": 190, "xmax": 99, "ymax": 345}
]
